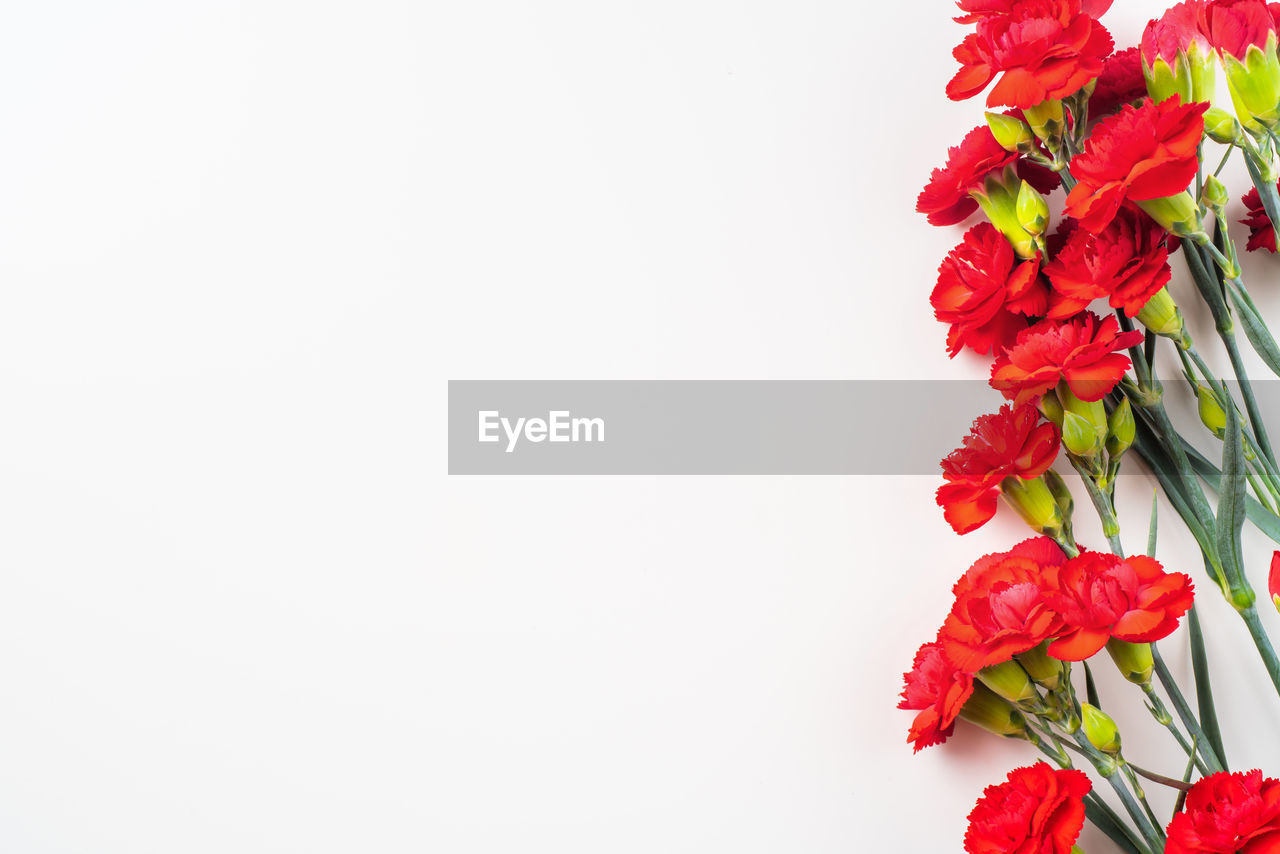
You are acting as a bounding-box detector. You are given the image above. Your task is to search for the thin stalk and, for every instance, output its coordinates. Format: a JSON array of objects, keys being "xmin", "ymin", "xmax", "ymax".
[
  {"xmin": 1240, "ymin": 606, "xmax": 1280, "ymax": 697},
  {"xmin": 1151, "ymin": 644, "xmax": 1226, "ymax": 774},
  {"xmin": 1140, "ymin": 681, "xmax": 1211, "ymax": 776}
]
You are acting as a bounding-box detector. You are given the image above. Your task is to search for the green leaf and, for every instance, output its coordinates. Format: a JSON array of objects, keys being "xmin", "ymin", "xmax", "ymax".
[
  {"xmin": 1189, "ymin": 604, "xmax": 1228, "ymax": 770},
  {"xmin": 1084, "ymin": 660, "xmax": 1100, "ymax": 709},
  {"xmin": 1181, "ymin": 440, "xmax": 1280, "ymax": 546},
  {"xmin": 1226, "ymin": 280, "xmax": 1280, "ymax": 379},
  {"xmin": 1216, "ymin": 400, "xmax": 1247, "ymax": 584},
  {"xmin": 1085, "ymin": 795, "xmax": 1147, "ymax": 854},
  {"xmin": 1148, "ymin": 490, "xmax": 1159, "ymax": 557}
]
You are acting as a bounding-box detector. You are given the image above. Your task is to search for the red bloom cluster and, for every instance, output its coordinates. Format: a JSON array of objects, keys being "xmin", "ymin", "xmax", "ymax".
[
  {"xmin": 1043, "ymin": 205, "xmax": 1172, "ymax": 317},
  {"xmin": 1201, "ymin": 0, "xmax": 1277, "ymax": 59},
  {"xmin": 1242, "ymin": 184, "xmax": 1279, "ymax": 252},
  {"xmin": 917, "ymin": 122, "xmax": 1060, "ymax": 227},
  {"xmin": 990, "ymin": 311, "xmax": 1143, "ymax": 406},
  {"xmin": 1088, "ymin": 46, "xmax": 1148, "ymax": 117},
  {"xmin": 1042, "ymin": 552, "xmax": 1195, "ymax": 659},
  {"xmin": 937, "ymin": 405, "xmax": 1060, "ymax": 534},
  {"xmin": 898, "ymin": 640, "xmax": 976, "ymax": 752},
  {"xmin": 932, "ymin": 223, "xmax": 1045, "ymax": 356},
  {"xmin": 948, "ymin": 0, "xmax": 1114, "ymax": 108},
  {"xmin": 901, "ymin": 538, "xmax": 1196, "ymax": 749},
  {"xmin": 1065, "ymin": 96, "xmax": 1208, "ymax": 232},
  {"xmin": 941, "ymin": 537, "xmax": 1068, "ymax": 672},
  {"xmin": 964, "ymin": 763, "xmax": 1092, "ymax": 854},
  {"xmin": 1166, "ymin": 770, "xmax": 1280, "ymax": 853}
]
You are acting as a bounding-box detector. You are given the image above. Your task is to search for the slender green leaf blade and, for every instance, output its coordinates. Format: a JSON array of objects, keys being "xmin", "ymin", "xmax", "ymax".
[
  {"xmin": 1189, "ymin": 603, "xmax": 1228, "ymax": 770},
  {"xmin": 1217, "ymin": 400, "xmax": 1247, "ymax": 583},
  {"xmin": 1227, "ymin": 282, "xmax": 1280, "ymax": 378}
]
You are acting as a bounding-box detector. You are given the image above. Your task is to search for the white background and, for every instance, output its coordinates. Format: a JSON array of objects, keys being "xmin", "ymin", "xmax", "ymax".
[{"xmin": 2, "ymin": 1, "xmax": 1279, "ymax": 852}]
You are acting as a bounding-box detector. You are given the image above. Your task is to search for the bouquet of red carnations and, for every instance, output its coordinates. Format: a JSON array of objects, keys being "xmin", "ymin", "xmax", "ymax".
[{"xmin": 900, "ymin": 1, "xmax": 1280, "ymax": 851}]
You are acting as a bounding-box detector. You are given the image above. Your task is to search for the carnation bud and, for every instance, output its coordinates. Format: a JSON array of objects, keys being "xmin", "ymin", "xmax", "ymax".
[
  {"xmin": 1000, "ymin": 475, "xmax": 1066, "ymax": 537},
  {"xmin": 1135, "ymin": 286, "xmax": 1187, "ymax": 344},
  {"xmin": 1022, "ymin": 99, "xmax": 1065, "ymax": 146},
  {"xmin": 1203, "ymin": 174, "xmax": 1230, "ymax": 211},
  {"xmin": 1016, "ymin": 181, "xmax": 1050, "ymax": 237},
  {"xmin": 1223, "ymin": 34, "xmax": 1280, "ymax": 131},
  {"xmin": 1062, "ymin": 411, "xmax": 1102, "ymax": 457},
  {"xmin": 977, "ymin": 660, "xmax": 1039, "ymax": 704},
  {"xmin": 1058, "ymin": 383, "xmax": 1107, "ymax": 459},
  {"xmin": 1038, "ymin": 389, "xmax": 1064, "ymax": 427},
  {"xmin": 1197, "ymin": 384, "xmax": 1228, "ymax": 438},
  {"xmin": 1106, "ymin": 397, "xmax": 1135, "ymax": 459},
  {"xmin": 1043, "ymin": 468, "xmax": 1075, "ymax": 521},
  {"xmin": 1106, "ymin": 639, "xmax": 1154, "ymax": 685},
  {"xmin": 1270, "ymin": 551, "xmax": 1280, "ymax": 614},
  {"xmin": 1143, "ymin": 45, "xmax": 1216, "ymax": 106},
  {"xmin": 1080, "ymin": 703, "xmax": 1122, "ymax": 755},
  {"xmin": 973, "ymin": 167, "xmax": 1038, "ymax": 259},
  {"xmin": 985, "ymin": 111, "xmax": 1034, "ymax": 152},
  {"xmin": 1203, "ymin": 107, "xmax": 1241, "ymax": 144},
  {"xmin": 959, "ymin": 682, "xmax": 1028, "ymax": 739},
  {"xmin": 1016, "ymin": 642, "xmax": 1066, "ymax": 691},
  {"xmin": 1137, "ymin": 191, "xmax": 1202, "ymax": 236}
]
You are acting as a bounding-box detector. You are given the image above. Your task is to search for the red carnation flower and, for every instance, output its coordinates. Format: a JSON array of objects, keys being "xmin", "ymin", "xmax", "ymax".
[
  {"xmin": 964, "ymin": 763, "xmax": 1092, "ymax": 854},
  {"xmin": 940, "ymin": 537, "xmax": 1067, "ymax": 672},
  {"xmin": 937, "ymin": 406, "xmax": 1061, "ymax": 534},
  {"xmin": 955, "ymin": 0, "xmax": 1113, "ymax": 23},
  {"xmin": 1064, "ymin": 96, "xmax": 1208, "ymax": 233},
  {"xmin": 990, "ymin": 312, "xmax": 1144, "ymax": 406},
  {"xmin": 933, "ymin": 223, "xmax": 1046, "ymax": 356},
  {"xmin": 1143, "ymin": 0, "xmax": 1214, "ymax": 65},
  {"xmin": 1090, "ymin": 47, "xmax": 1149, "ymax": 117},
  {"xmin": 898, "ymin": 640, "xmax": 976, "ymax": 752},
  {"xmin": 948, "ymin": 0, "xmax": 1114, "ymax": 108},
  {"xmin": 1041, "ymin": 551, "xmax": 1194, "ymax": 659},
  {"xmin": 1042, "ymin": 205, "xmax": 1172, "ymax": 318},
  {"xmin": 1202, "ymin": 0, "xmax": 1276, "ymax": 59},
  {"xmin": 1166, "ymin": 770, "xmax": 1280, "ymax": 853},
  {"xmin": 918, "ymin": 123, "xmax": 1061, "ymax": 226},
  {"xmin": 1242, "ymin": 185, "xmax": 1279, "ymax": 252}
]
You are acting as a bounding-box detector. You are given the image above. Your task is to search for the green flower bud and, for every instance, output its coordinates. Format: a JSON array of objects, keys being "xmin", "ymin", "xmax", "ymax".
[
  {"xmin": 973, "ymin": 167, "xmax": 1037, "ymax": 259},
  {"xmin": 1022, "ymin": 98, "xmax": 1065, "ymax": 144},
  {"xmin": 1197, "ymin": 384, "xmax": 1228, "ymax": 438},
  {"xmin": 1062, "ymin": 410, "xmax": 1102, "ymax": 457},
  {"xmin": 1016, "ymin": 181, "xmax": 1050, "ymax": 237},
  {"xmin": 1143, "ymin": 44, "xmax": 1216, "ymax": 105},
  {"xmin": 1043, "ymin": 468, "xmax": 1075, "ymax": 521},
  {"xmin": 1058, "ymin": 383, "xmax": 1107, "ymax": 459},
  {"xmin": 1039, "ymin": 389, "xmax": 1064, "ymax": 427},
  {"xmin": 1081, "ymin": 703, "xmax": 1122, "ymax": 755},
  {"xmin": 1001, "ymin": 476, "xmax": 1066, "ymax": 537},
  {"xmin": 1106, "ymin": 397, "xmax": 1135, "ymax": 459},
  {"xmin": 959, "ymin": 682, "xmax": 1028, "ymax": 739},
  {"xmin": 1137, "ymin": 191, "xmax": 1202, "ymax": 235},
  {"xmin": 1144, "ymin": 54, "xmax": 1194, "ymax": 105},
  {"xmin": 1135, "ymin": 286, "xmax": 1186, "ymax": 342},
  {"xmin": 1224, "ymin": 35, "xmax": 1280, "ymax": 131},
  {"xmin": 1203, "ymin": 174, "xmax": 1231, "ymax": 211},
  {"xmin": 977, "ymin": 660, "xmax": 1039, "ymax": 704},
  {"xmin": 1016, "ymin": 642, "xmax": 1066, "ymax": 691},
  {"xmin": 986, "ymin": 111, "xmax": 1034, "ymax": 152},
  {"xmin": 1106, "ymin": 639, "xmax": 1154, "ymax": 685},
  {"xmin": 1204, "ymin": 106, "xmax": 1241, "ymax": 143}
]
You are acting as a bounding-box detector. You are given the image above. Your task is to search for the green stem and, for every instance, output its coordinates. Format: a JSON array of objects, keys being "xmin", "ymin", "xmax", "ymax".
[
  {"xmin": 1071, "ymin": 457, "xmax": 1123, "ymax": 556},
  {"xmin": 1140, "ymin": 681, "xmax": 1211, "ymax": 776},
  {"xmin": 1240, "ymin": 606, "xmax": 1280, "ymax": 698}
]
